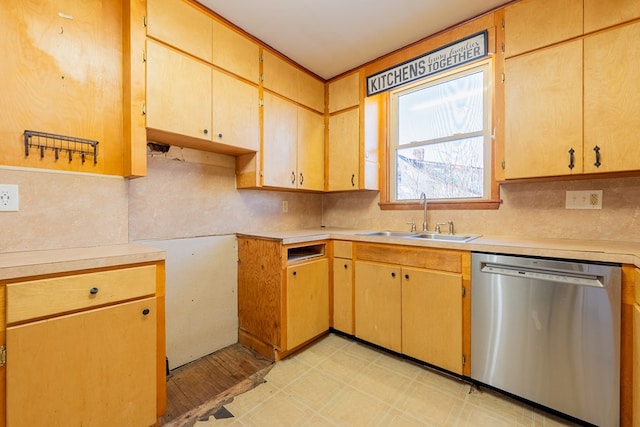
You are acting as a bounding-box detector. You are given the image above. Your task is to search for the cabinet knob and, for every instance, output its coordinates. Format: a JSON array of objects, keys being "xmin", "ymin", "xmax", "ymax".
[
  {"xmin": 391, "ymin": 272, "xmax": 396, "ymax": 278},
  {"xmin": 293, "ymin": 271, "xmax": 297, "ymax": 276},
  {"xmin": 218, "ymin": 133, "xmax": 223, "ymax": 139},
  {"xmin": 203, "ymin": 129, "xmax": 209, "ymax": 135},
  {"xmin": 89, "ymin": 287, "xmax": 99, "ymax": 295},
  {"xmin": 344, "ymin": 264, "xmax": 348, "ymax": 269},
  {"xmin": 142, "ymin": 308, "xmax": 150, "ymax": 316},
  {"xmin": 405, "ymin": 274, "xmax": 410, "ymax": 280}
]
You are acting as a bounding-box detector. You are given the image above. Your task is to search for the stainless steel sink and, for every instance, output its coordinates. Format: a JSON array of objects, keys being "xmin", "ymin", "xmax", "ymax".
[
  {"xmin": 409, "ymin": 233, "xmax": 480, "ymax": 242},
  {"xmin": 358, "ymin": 231, "xmax": 480, "ymax": 242},
  {"xmin": 358, "ymin": 231, "xmax": 417, "ymax": 238}
]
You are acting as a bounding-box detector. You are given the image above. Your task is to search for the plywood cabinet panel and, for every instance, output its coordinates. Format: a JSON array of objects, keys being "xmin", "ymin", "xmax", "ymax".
[
  {"xmin": 211, "ymin": 69, "xmax": 259, "ymax": 151},
  {"xmin": 6, "ymin": 298, "xmax": 157, "ymax": 427},
  {"xmin": 504, "ymin": 0, "xmax": 582, "ymax": 57},
  {"xmin": 332, "ymin": 259, "xmax": 353, "ymax": 334},
  {"xmin": 297, "ymin": 108, "xmax": 325, "ymax": 191},
  {"xmin": 584, "ymin": 0, "xmax": 640, "ymax": 33},
  {"xmin": 402, "ymin": 267, "xmax": 462, "ymax": 374},
  {"xmin": 328, "ymin": 108, "xmax": 360, "ymax": 191},
  {"xmin": 634, "ymin": 303, "xmax": 640, "ymax": 427},
  {"xmin": 504, "ymin": 40, "xmax": 583, "ymax": 179},
  {"xmin": 263, "ymin": 92, "xmax": 298, "ymax": 188},
  {"xmin": 355, "ymin": 261, "xmax": 402, "ymax": 352},
  {"xmin": 329, "ymin": 73, "xmax": 360, "ymax": 113},
  {"xmin": 146, "ymin": 0, "xmax": 212, "ymax": 62},
  {"xmin": 146, "ymin": 40, "xmax": 212, "ymax": 141},
  {"xmin": 583, "ymin": 22, "xmax": 640, "ymax": 174},
  {"xmin": 286, "ymin": 259, "xmax": 329, "ymax": 350},
  {"xmin": 211, "ymin": 19, "xmax": 259, "ymax": 82}
]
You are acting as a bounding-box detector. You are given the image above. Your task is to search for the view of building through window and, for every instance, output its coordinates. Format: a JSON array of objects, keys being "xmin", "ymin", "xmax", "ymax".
[{"xmin": 391, "ymin": 66, "xmax": 489, "ymax": 201}]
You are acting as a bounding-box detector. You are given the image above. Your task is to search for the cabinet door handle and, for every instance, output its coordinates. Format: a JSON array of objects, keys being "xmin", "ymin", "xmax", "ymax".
[
  {"xmin": 351, "ymin": 174, "xmax": 355, "ymax": 187},
  {"xmin": 299, "ymin": 173, "xmax": 304, "ymax": 185},
  {"xmin": 203, "ymin": 129, "xmax": 209, "ymax": 135},
  {"xmin": 142, "ymin": 308, "xmax": 150, "ymax": 316},
  {"xmin": 291, "ymin": 171, "xmax": 296, "ymax": 185},
  {"xmin": 568, "ymin": 148, "xmax": 575, "ymax": 170},
  {"xmin": 405, "ymin": 274, "xmax": 410, "ymax": 280},
  {"xmin": 89, "ymin": 287, "xmax": 99, "ymax": 295},
  {"xmin": 292, "ymin": 271, "xmax": 297, "ymax": 276},
  {"xmin": 391, "ymin": 272, "xmax": 396, "ymax": 278},
  {"xmin": 218, "ymin": 132, "xmax": 223, "ymax": 139},
  {"xmin": 344, "ymin": 264, "xmax": 348, "ymax": 269},
  {"xmin": 593, "ymin": 145, "xmax": 601, "ymax": 168}
]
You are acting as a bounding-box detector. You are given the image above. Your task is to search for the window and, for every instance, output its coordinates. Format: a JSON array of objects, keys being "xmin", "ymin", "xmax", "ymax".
[{"xmin": 389, "ymin": 62, "xmax": 492, "ymax": 203}]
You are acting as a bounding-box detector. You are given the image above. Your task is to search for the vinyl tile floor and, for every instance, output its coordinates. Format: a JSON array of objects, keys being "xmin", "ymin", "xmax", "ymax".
[{"xmin": 194, "ymin": 334, "xmax": 580, "ymax": 427}]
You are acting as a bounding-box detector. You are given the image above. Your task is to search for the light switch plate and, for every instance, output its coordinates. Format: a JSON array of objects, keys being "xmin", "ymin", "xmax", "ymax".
[{"xmin": 0, "ymin": 184, "xmax": 19, "ymax": 212}]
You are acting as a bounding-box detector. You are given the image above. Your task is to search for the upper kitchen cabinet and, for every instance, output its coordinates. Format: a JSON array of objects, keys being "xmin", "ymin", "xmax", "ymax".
[
  {"xmin": 262, "ymin": 50, "xmax": 325, "ymax": 113},
  {"xmin": 145, "ymin": 0, "xmax": 260, "ymax": 154},
  {"xmin": 503, "ymin": 0, "xmax": 583, "ymax": 58},
  {"xmin": 584, "ymin": 0, "xmax": 640, "ymax": 33},
  {"xmin": 146, "ymin": 0, "xmax": 213, "ymax": 62},
  {"xmin": 504, "ymin": 40, "xmax": 583, "ymax": 179},
  {"xmin": 327, "ymin": 73, "xmax": 361, "ymax": 192},
  {"xmin": 583, "ymin": 21, "xmax": 640, "ymax": 174},
  {"xmin": 0, "ymin": 0, "xmax": 128, "ymax": 176},
  {"xmin": 211, "ymin": 19, "xmax": 259, "ymax": 83},
  {"xmin": 261, "ymin": 93, "xmax": 324, "ymax": 191}
]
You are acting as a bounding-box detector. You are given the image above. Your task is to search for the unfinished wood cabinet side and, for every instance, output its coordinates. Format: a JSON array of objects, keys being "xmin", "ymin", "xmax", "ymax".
[{"xmin": 237, "ymin": 237, "xmax": 283, "ymax": 358}]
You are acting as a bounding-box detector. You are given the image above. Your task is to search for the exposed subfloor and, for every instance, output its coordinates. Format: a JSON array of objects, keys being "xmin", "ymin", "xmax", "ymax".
[{"xmin": 162, "ymin": 343, "xmax": 273, "ymax": 427}]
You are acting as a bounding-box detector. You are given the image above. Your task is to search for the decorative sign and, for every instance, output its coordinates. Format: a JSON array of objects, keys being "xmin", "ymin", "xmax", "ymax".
[{"xmin": 366, "ymin": 30, "xmax": 488, "ymax": 96}]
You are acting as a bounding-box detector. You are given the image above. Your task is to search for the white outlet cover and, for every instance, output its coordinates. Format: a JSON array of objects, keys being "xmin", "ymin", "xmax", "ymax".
[{"xmin": 0, "ymin": 184, "xmax": 19, "ymax": 212}]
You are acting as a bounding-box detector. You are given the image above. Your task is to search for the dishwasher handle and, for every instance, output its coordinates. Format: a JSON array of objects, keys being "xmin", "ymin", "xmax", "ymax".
[{"xmin": 480, "ymin": 262, "xmax": 604, "ymax": 288}]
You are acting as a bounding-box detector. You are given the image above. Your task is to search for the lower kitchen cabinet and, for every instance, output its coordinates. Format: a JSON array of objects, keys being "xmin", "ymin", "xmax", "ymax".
[
  {"xmin": 354, "ymin": 243, "xmax": 470, "ymax": 375},
  {"xmin": 237, "ymin": 236, "xmax": 330, "ymax": 360},
  {"xmin": 286, "ymin": 259, "xmax": 329, "ymax": 350},
  {"xmin": 402, "ymin": 267, "xmax": 463, "ymax": 374},
  {"xmin": 354, "ymin": 261, "xmax": 402, "ymax": 352},
  {"xmin": 332, "ymin": 241, "xmax": 354, "ymax": 334},
  {"xmin": 634, "ymin": 302, "xmax": 640, "ymax": 427},
  {"xmin": 0, "ymin": 256, "xmax": 166, "ymax": 427}
]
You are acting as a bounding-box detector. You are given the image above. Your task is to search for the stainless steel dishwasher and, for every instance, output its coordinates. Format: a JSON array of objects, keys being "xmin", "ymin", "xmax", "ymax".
[{"xmin": 471, "ymin": 252, "xmax": 621, "ymax": 427}]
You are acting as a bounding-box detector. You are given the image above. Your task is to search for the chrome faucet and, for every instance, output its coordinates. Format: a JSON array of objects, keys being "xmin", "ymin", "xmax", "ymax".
[{"xmin": 420, "ymin": 192, "xmax": 428, "ymax": 231}]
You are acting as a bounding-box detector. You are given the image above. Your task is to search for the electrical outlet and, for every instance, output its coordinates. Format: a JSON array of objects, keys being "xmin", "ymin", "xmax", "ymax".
[
  {"xmin": 282, "ymin": 200, "xmax": 288, "ymax": 213},
  {"xmin": 0, "ymin": 184, "xmax": 19, "ymax": 212},
  {"xmin": 565, "ymin": 190, "xmax": 602, "ymax": 210}
]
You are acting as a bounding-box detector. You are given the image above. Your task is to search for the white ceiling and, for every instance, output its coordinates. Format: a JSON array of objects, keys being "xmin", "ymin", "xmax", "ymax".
[{"xmin": 196, "ymin": 0, "xmax": 509, "ymax": 80}]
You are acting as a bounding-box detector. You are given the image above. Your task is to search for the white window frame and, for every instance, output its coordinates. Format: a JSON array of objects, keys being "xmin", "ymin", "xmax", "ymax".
[{"xmin": 389, "ymin": 60, "xmax": 493, "ymax": 203}]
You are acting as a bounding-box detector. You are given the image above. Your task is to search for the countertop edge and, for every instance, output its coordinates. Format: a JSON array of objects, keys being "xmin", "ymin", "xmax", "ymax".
[{"xmin": 0, "ymin": 242, "xmax": 166, "ymax": 280}]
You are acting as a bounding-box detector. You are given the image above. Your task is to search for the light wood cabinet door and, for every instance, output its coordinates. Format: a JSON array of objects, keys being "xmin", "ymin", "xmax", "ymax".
[
  {"xmin": 504, "ymin": 0, "xmax": 582, "ymax": 58},
  {"xmin": 584, "ymin": 0, "xmax": 640, "ymax": 33},
  {"xmin": 146, "ymin": 0, "xmax": 212, "ymax": 62},
  {"xmin": 583, "ymin": 22, "xmax": 640, "ymax": 174},
  {"xmin": 332, "ymin": 259, "xmax": 353, "ymax": 334},
  {"xmin": 262, "ymin": 93, "xmax": 298, "ymax": 188},
  {"xmin": 211, "ymin": 69, "xmax": 259, "ymax": 151},
  {"xmin": 329, "ymin": 73, "xmax": 360, "ymax": 113},
  {"xmin": 401, "ymin": 267, "xmax": 463, "ymax": 374},
  {"xmin": 6, "ymin": 298, "xmax": 157, "ymax": 427},
  {"xmin": 146, "ymin": 40, "xmax": 212, "ymax": 141},
  {"xmin": 286, "ymin": 259, "xmax": 329, "ymax": 350},
  {"xmin": 328, "ymin": 109, "xmax": 360, "ymax": 191},
  {"xmin": 634, "ymin": 303, "xmax": 640, "ymax": 427},
  {"xmin": 355, "ymin": 261, "xmax": 401, "ymax": 352},
  {"xmin": 504, "ymin": 40, "xmax": 583, "ymax": 179},
  {"xmin": 211, "ymin": 19, "xmax": 259, "ymax": 82},
  {"xmin": 297, "ymin": 108, "xmax": 325, "ymax": 191}
]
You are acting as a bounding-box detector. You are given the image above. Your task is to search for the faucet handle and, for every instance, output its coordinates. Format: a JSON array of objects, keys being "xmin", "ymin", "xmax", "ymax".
[
  {"xmin": 406, "ymin": 222, "xmax": 417, "ymax": 232},
  {"xmin": 435, "ymin": 222, "xmax": 448, "ymax": 234},
  {"xmin": 447, "ymin": 220, "xmax": 455, "ymax": 235}
]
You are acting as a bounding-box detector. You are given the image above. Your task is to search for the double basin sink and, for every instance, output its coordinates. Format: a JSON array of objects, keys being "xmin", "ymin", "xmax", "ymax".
[{"xmin": 358, "ymin": 230, "xmax": 480, "ymax": 243}]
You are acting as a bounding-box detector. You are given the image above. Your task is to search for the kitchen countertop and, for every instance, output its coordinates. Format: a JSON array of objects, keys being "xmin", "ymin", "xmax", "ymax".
[
  {"xmin": 0, "ymin": 242, "xmax": 166, "ymax": 280},
  {"xmin": 237, "ymin": 228, "xmax": 640, "ymax": 267}
]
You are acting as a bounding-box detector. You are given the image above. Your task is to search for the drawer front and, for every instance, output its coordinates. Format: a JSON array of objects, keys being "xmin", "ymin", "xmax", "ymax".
[
  {"xmin": 333, "ymin": 241, "xmax": 353, "ymax": 259},
  {"xmin": 6, "ymin": 265, "xmax": 156, "ymax": 324}
]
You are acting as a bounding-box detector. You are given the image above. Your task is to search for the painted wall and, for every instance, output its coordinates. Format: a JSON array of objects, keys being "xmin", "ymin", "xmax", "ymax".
[{"xmin": 322, "ymin": 176, "xmax": 640, "ymax": 242}]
